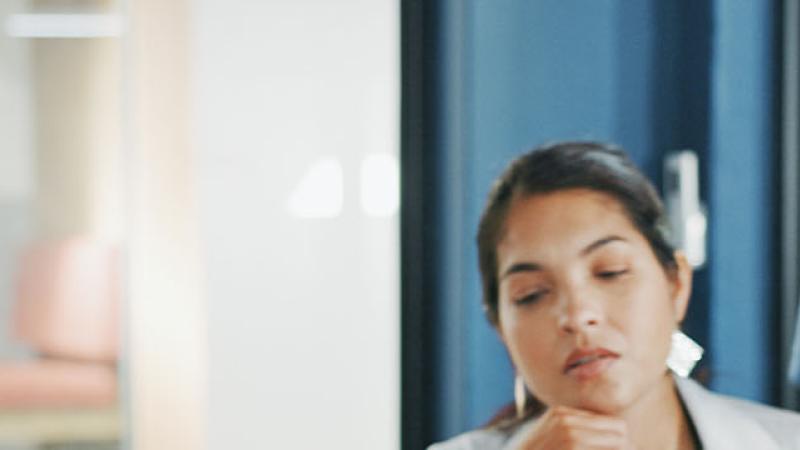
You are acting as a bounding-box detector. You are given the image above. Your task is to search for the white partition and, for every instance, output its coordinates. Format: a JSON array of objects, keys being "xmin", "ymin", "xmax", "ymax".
[{"xmin": 191, "ymin": 1, "xmax": 399, "ymax": 448}]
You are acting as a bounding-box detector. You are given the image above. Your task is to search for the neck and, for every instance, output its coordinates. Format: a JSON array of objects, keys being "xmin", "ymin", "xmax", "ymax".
[{"xmin": 619, "ymin": 373, "xmax": 696, "ymax": 450}]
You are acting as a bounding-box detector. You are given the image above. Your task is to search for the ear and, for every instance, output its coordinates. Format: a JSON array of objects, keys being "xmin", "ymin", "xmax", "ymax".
[{"xmin": 670, "ymin": 250, "xmax": 693, "ymax": 323}]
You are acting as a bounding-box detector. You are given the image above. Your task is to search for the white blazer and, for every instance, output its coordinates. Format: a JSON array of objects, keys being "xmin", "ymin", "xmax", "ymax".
[{"xmin": 428, "ymin": 376, "xmax": 800, "ymax": 449}]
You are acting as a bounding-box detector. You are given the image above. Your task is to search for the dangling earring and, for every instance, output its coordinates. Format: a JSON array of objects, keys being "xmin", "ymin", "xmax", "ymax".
[
  {"xmin": 514, "ymin": 374, "xmax": 527, "ymax": 418},
  {"xmin": 666, "ymin": 330, "xmax": 704, "ymax": 377}
]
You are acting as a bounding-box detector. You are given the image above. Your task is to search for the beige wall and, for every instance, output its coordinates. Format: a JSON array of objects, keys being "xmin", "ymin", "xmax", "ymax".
[
  {"xmin": 33, "ymin": 36, "xmax": 122, "ymax": 240},
  {"xmin": 126, "ymin": 0, "xmax": 208, "ymax": 449}
]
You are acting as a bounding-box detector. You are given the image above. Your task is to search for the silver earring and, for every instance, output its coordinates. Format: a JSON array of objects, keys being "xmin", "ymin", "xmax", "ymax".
[
  {"xmin": 667, "ymin": 330, "xmax": 704, "ymax": 377},
  {"xmin": 514, "ymin": 374, "xmax": 526, "ymax": 418}
]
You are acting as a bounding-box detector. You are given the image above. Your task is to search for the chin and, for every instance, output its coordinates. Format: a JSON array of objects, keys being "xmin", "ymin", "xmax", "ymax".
[
  {"xmin": 573, "ymin": 395, "xmax": 628, "ymax": 414},
  {"xmin": 569, "ymin": 379, "xmax": 633, "ymax": 414}
]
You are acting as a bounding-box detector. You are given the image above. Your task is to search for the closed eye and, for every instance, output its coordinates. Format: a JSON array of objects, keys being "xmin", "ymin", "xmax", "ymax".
[
  {"xmin": 514, "ymin": 290, "xmax": 548, "ymax": 306},
  {"xmin": 596, "ymin": 269, "xmax": 629, "ymax": 280}
]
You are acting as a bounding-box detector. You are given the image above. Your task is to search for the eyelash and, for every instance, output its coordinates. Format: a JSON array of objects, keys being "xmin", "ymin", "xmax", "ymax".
[
  {"xmin": 595, "ymin": 269, "xmax": 630, "ymax": 280},
  {"xmin": 511, "ymin": 268, "xmax": 629, "ymax": 306},
  {"xmin": 514, "ymin": 290, "xmax": 548, "ymax": 306}
]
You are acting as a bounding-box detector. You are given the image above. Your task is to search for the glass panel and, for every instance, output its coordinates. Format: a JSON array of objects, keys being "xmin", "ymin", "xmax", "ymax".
[
  {"xmin": 0, "ymin": 0, "xmax": 123, "ymax": 448},
  {"xmin": 190, "ymin": 1, "xmax": 400, "ymax": 448}
]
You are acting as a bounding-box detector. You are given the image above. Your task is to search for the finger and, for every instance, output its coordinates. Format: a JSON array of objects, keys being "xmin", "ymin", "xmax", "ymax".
[
  {"xmin": 560, "ymin": 427, "xmax": 629, "ymax": 447},
  {"xmin": 519, "ymin": 416, "xmax": 631, "ymax": 450},
  {"xmin": 526, "ymin": 427, "xmax": 630, "ymax": 450},
  {"xmin": 547, "ymin": 405, "xmax": 616, "ymax": 419},
  {"xmin": 546, "ymin": 407, "xmax": 628, "ymax": 434}
]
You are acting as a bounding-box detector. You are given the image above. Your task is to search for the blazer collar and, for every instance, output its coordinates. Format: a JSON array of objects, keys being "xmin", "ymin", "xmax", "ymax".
[{"xmin": 674, "ymin": 375, "xmax": 779, "ymax": 450}]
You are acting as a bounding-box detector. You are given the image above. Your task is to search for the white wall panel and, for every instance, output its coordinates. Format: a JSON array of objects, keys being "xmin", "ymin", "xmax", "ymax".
[
  {"xmin": 0, "ymin": 0, "xmax": 32, "ymax": 201},
  {"xmin": 192, "ymin": 1, "xmax": 399, "ymax": 448}
]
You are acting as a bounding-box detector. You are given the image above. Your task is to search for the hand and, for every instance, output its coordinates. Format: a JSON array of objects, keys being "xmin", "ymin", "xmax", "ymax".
[{"xmin": 517, "ymin": 406, "xmax": 635, "ymax": 450}]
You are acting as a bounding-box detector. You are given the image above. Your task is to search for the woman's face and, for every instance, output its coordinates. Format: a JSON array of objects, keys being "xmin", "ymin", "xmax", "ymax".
[{"xmin": 496, "ymin": 188, "xmax": 691, "ymax": 414}]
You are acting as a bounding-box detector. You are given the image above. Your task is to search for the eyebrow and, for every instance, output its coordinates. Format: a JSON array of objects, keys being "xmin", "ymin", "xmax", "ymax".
[
  {"xmin": 580, "ymin": 235, "xmax": 627, "ymax": 256},
  {"xmin": 500, "ymin": 235, "xmax": 628, "ymax": 280}
]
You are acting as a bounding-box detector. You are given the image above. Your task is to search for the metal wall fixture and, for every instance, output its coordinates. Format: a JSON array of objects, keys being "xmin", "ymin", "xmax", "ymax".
[{"xmin": 663, "ymin": 150, "xmax": 708, "ymax": 269}]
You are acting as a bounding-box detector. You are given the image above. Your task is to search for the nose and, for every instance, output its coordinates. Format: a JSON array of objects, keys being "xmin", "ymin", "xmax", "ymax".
[{"xmin": 557, "ymin": 286, "xmax": 602, "ymax": 334}]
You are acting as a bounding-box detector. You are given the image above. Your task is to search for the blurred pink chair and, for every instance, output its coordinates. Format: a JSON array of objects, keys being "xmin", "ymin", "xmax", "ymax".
[{"xmin": 0, "ymin": 237, "xmax": 120, "ymax": 443}]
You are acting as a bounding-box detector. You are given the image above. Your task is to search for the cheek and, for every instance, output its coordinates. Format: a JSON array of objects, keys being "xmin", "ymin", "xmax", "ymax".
[
  {"xmin": 618, "ymin": 278, "xmax": 676, "ymax": 359},
  {"xmin": 500, "ymin": 308, "xmax": 559, "ymax": 371}
]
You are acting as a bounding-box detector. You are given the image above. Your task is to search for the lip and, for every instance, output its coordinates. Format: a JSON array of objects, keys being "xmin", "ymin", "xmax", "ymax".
[{"xmin": 563, "ymin": 347, "xmax": 620, "ymax": 379}]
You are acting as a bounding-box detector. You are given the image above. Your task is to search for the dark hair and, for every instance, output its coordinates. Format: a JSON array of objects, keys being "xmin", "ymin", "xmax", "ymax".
[
  {"xmin": 477, "ymin": 141, "xmax": 676, "ymax": 328},
  {"xmin": 477, "ymin": 141, "xmax": 679, "ymax": 429}
]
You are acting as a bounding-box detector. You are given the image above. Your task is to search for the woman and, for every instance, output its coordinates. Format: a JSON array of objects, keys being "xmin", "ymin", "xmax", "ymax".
[{"xmin": 429, "ymin": 142, "xmax": 800, "ymax": 449}]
